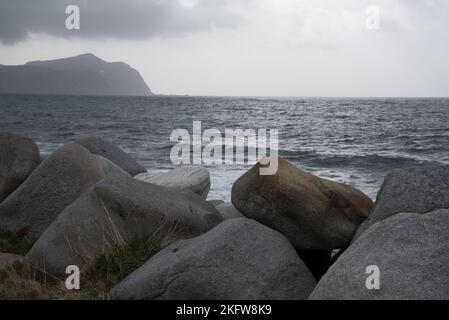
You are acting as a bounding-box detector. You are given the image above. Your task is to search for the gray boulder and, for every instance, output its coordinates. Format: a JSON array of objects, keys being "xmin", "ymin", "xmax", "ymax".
[
  {"xmin": 0, "ymin": 252, "xmax": 24, "ymax": 269},
  {"xmin": 27, "ymin": 173, "xmax": 222, "ymax": 278},
  {"xmin": 76, "ymin": 135, "xmax": 146, "ymax": 176},
  {"xmin": 110, "ymin": 218, "xmax": 316, "ymax": 300},
  {"xmin": 215, "ymin": 202, "xmax": 244, "ymax": 220},
  {"xmin": 207, "ymin": 200, "xmax": 225, "ymax": 206},
  {"xmin": 0, "ymin": 133, "xmax": 40, "ymax": 202},
  {"xmin": 355, "ymin": 165, "xmax": 449, "ymax": 239},
  {"xmin": 232, "ymin": 157, "xmax": 373, "ymax": 250},
  {"xmin": 0, "ymin": 143, "xmax": 127, "ymax": 237},
  {"xmin": 309, "ymin": 209, "xmax": 449, "ymax": 300},
  {"xmin": 134, "ymin": 166, "xmax": 210, "ymax": 200}
]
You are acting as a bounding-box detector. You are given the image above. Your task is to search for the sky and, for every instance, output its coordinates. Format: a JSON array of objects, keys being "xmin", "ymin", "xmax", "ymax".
[{"xmin": 0, "ymin": 0, "xmax": 448, "ymax": 97}]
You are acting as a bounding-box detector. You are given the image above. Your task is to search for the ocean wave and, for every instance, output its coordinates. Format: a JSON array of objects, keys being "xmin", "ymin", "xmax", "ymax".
[
  {"xmin": 3, "ymin": 95, "xmax": 449, "ymax": 202},
  {"xmin": 281, "ymin": 149, "xmax": 439, "ymax": 170}
]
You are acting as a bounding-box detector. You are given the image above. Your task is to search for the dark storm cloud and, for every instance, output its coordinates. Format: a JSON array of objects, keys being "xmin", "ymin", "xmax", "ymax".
[{"xmin": 0, "ymin": 0, "xmax": 248, "ymax": 44}]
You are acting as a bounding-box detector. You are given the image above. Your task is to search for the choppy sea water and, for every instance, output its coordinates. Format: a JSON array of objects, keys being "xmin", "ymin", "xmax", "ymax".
[{"xmin": 1, "ymin": 94, "xmax": 449, "ymax": 201}]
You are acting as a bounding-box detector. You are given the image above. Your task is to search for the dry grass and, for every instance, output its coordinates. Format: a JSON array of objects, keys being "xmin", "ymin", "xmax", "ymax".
[
  {"xmin": 81, "ymin": 236, "xmax": 163, "ymax": 299},
  {"xmin": 0, "ymin": 216, "xmax": 188, "ymax": 300},
  {"xmin": 0, "ymin": 262, "xmax": 80, "ymax": 300},
  {"xmin": 0, "ymin": 235, "xmax": 165, "ymax": 300}
]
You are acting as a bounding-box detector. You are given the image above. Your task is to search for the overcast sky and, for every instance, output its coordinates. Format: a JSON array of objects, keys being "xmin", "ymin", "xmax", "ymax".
[{"xmin": 0, "ymin": 0, "xmax": 448, "ymax": 97}]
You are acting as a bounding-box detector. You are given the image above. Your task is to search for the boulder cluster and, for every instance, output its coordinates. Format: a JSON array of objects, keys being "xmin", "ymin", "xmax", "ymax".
[{"xmin": 1, "ymin": 132, "xmax": 448, "ymax": 299}]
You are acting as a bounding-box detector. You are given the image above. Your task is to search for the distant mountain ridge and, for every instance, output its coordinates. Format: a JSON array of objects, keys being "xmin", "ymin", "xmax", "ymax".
[{"xmin": 0, "ymin": 53, "xmax": 153, "ymax": 96}]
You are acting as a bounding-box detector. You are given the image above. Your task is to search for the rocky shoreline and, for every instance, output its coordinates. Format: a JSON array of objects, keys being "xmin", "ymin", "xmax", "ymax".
[{"xmin": 1, "ymin": 133, "xmax": 448, "ymax": 299}]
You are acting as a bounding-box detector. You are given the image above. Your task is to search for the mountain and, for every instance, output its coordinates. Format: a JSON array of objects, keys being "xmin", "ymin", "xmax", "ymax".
[{"xmin": 0, "ymin": 53, "xmax": 153, "ymax": 96}]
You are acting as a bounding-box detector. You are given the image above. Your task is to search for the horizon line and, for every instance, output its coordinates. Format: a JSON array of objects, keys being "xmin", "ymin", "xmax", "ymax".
[{"xmin": 1, "ymin": 93, "xmax": 449, "ymax": 99}]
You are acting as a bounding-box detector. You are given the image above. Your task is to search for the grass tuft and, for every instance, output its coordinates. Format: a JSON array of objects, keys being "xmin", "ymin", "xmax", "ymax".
[
  {"xmin": 82, "ymin": 236, "xmax": 162, "ymax": 299},
  {"xmin": 0, "ymin": 262, "xmax": 77, "ymax": 300},
  {"xmin": 0, "ymin": 236, "xmax": 163, "ymax": 300},
  {"xmin": 0, "ymin": 231, "xmax": 36, "ymax": 255}
]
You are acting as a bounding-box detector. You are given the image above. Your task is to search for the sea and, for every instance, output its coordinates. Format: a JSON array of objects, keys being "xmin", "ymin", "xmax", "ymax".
[{"xmin": 1, "ymin": 94, "xmax": 449, "ymax": 201}]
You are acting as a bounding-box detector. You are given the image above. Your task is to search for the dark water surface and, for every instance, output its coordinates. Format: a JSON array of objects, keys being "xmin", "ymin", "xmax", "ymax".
[{"xmin": 1, "ymin": 94, "xmax": 449, "ymax": 201}]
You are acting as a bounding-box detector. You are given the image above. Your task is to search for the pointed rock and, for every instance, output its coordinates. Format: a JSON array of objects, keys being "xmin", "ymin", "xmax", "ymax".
[
  {"xmin": 354, "ymin": 165, "xmax": 449, "ymax": 239},
  {"xmin": 76, "ymin": 135, "xmax": 146, "ymax": 176},
  {"xmin": 0, "ymin": 143, "xmax": 127, "ymax": 237}
]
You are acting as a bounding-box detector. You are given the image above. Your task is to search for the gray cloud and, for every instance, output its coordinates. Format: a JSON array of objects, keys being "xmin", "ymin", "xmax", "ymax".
[{"xmin": 0, "ymin": 0, "xmax": 248, "ymax": 44}]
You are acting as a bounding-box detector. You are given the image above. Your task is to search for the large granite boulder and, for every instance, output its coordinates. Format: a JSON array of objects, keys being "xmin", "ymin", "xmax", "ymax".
[
  {"xmin": 231, "ymin": 157, "xmax": 373, "ymax": 250},
  {"xmin": 0, "ymin": 133, "xmax": 40, "ymax": 202},
  {"xmin": 110, "ymin": 218, "xmax": 316, "ymax": 300},
  {"xmin": 27, "ymin": 173, "xmax": 222, "ymax": 278},
  {"xmin": 309, "ymin": 209, "xmax": 449, "ymax": 300},
  {"xmin": 76, "ymin": 135, "xmax": 146, "ymax": 176},
  {"xmin": 354, "ymin": 165, "xmax": 449, "ymax": 239},
  {"xmin": 0, "ymin": 143, "xmax": 128, "ymax": 237},
  {"xmin": 134, "ymin": 166, "xmax": 210, "ymax": 200}
]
